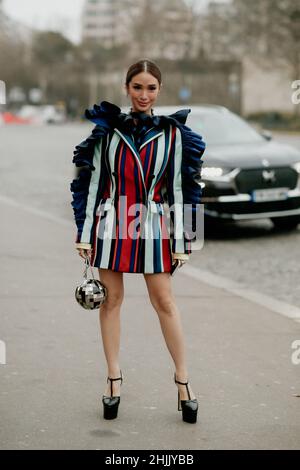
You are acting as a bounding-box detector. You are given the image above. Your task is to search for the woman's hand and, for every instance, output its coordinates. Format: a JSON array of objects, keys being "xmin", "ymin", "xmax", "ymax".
[
  {"xmin": 172, "ymin": 253, "xmax": 188, "ymax": 268},
  {"xmin": 76, "ymin": 247, "xmax": 92, "ymax": 260}
]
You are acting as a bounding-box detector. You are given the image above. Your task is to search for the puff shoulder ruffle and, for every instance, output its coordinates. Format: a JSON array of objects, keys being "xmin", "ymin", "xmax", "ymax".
[
  {"xmin": 179, "ymin": 122, "xmax": 206, "ymax": 205},
  {"xmin": 155, "ymin": 107, "xmax": 206, "ymax": 209},
  {"xmin": 154, "ymin": 106, "xmax": 206, "ymax": 253},
  {"xmin": 159, "ymin": 107, "xmax": 206, "ymax": 208},
  {"xmin": 72, "ymin": 101, "xmax": 122, "ymax": 169},
  {"xmin": 180, "ymin": 122, "xmax": 206, "ymax": 242},
  {"xmin": 70, "ymin": 101, "xmax": 122, "ymax": 242}
]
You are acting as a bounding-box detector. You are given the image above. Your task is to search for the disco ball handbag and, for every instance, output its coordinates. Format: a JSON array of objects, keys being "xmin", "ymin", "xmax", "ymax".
[{"xmin": 75, "ymin": 254, "xmax": 107, "ymax": 309}]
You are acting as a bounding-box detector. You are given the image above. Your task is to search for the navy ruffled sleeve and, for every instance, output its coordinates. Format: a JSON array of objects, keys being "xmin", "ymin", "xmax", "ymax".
[
  {"xmin": 70, "ymin": 126, "xmax": 103, "ymax": 244},
  {"xmin": 179, "ymin": 123, "xmax": 206, "ymax": 246},
  {"xmin": 70, "ymin": 101, "xmax": 120, "ymax": 244},
  {"xmin": 164, "ymin": 111, "xmax": 206, "ymax": 255}
]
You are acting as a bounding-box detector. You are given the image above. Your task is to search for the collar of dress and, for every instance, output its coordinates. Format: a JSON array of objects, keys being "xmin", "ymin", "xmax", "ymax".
[{"xmin": 84, "ymin": 100, "xmax": 191, "ymax": 134}]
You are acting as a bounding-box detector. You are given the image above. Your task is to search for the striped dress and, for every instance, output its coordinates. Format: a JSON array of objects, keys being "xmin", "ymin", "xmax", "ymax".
[{"xmin": 70, "ymin": 101, "xmax": 206, "ymax": 273}]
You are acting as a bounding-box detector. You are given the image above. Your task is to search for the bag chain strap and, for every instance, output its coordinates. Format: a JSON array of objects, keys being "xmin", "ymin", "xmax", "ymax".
[{"xmin": 83, "ymin": 254, "xmax": 95, "ymax": 281}]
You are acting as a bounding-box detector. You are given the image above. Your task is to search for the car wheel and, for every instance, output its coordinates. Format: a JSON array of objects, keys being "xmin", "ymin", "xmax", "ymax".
[{"xmin": 271, "ymin": 215, "xmax": 300, "ymax": 231}]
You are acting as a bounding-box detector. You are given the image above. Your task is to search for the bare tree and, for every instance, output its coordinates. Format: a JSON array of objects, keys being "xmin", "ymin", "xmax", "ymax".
[
  {"xmin": 230, "ymin": 0, "xmax": 300, "ymax": 78},
  {"xmin": 131, "ymin": 0, "xmax": 196, "ymax": 60}
]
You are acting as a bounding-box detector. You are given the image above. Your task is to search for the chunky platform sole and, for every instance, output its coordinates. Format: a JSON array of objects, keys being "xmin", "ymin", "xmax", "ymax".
[
  {"xmin": 102, "ymin": 398, "xmax": 120, "ymax": 420},
  {"xmin": 102, "ymin": 370, "xmax": 123, "ymax": 420},
  {"xmin": 182, "ymin": 406, "xmax": 198, "ymax": 423}
]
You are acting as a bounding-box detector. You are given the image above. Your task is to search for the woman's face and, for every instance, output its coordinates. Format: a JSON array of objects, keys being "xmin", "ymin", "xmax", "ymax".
[{"xmin": 126, "ymin": 72, "xmax": 161, "ymax": 114}]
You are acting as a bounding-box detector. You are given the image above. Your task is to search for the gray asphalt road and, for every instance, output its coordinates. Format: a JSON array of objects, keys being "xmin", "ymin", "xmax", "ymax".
[{"xmin": 0, "ymin": 124, "xmax": 300, "ymax": 450}]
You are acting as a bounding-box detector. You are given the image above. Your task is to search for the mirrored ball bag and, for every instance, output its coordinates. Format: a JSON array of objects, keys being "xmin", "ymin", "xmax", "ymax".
[{"xmin": 75, "ymin": 254, "xmax": 107, "ymax": 309}]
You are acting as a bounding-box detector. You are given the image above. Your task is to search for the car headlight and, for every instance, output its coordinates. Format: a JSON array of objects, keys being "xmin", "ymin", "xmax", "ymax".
[
  {"xmin": 201, "ymin": 166, "xmax": 232, "ymax": 180},
  {"xmin": 201, "ymin": 167, "xmax": 224, "ymax": 178},
  {"xmin": 293, "ymin": 162, "xmax": 300, "ymax": 189},
  {"xmin": 293, "ymin": 162, "xmax": 300, "ymax": 174}
]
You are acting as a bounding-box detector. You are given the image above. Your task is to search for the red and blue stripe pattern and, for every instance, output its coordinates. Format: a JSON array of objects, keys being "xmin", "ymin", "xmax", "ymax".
[{"xmin": 70, "ymin": 101, "xmax": 206, "ymax": 273}]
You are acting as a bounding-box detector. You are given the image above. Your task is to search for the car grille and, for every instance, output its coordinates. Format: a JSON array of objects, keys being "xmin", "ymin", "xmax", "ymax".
[
  {"xmin": 235, "ymin": 167, "xmax": 298, "ymax": 193},
  {"xmin": 203, "ymin": 187, "xmax": 236, "ymax": 197}
]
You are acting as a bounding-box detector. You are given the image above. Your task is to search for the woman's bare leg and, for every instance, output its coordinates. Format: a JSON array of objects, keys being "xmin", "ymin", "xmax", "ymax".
[
  {"xmin": 98, "ymin": 268, "xmax": 124, "ymax": 397},
  {"xmin": 143, "ymin": 272, "xmax": 196, "ymax": 401}
]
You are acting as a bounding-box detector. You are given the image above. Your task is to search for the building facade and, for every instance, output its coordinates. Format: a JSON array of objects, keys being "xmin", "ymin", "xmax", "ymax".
[
  {"xmin": 81, "ymin": 0, "xmax": 198, "ymax": 59},
  {"xmin": 81, "ymin": 0, "xmax": 140, "ymax": 47}
]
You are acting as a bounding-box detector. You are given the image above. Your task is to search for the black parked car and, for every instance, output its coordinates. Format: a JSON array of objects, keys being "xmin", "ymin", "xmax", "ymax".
[{"xmin": 156, "ymin": 105, "xmax": 300, "ymax": 230}]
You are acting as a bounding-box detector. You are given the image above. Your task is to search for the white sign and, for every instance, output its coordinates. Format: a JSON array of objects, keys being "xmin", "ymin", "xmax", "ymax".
[
  {"xmin": 291, "ymin": 339, "xmax": 300, "ymax": 365},
  {"xmin": 0, "ymin": 80, "xmax": 6, "ymax": 104},
  {"xmin": 0, "ymin": 340, "xmax": 6, "ymax": 365}
]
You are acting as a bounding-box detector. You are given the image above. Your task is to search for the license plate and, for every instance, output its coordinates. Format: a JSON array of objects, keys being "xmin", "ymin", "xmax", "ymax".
[{"xmin": 251, "ymin": 188, "xmax": 289, "ymax": 202}]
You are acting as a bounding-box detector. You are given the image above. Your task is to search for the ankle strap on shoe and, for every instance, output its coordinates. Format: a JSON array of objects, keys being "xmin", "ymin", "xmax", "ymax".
[
  {"xmin": 107, "ymin": 371, "xmax": 123, "ymax": 397},
  {"xmin": 107, "ymin": 370, "xmax": 123, "ymax": 384},
  {"xmin": 174, "ymin": 373, "xmax": 191, "ymax": 401},
  {"xmin": 107, "ymin": 376, "xmax": 122, "ymax": 382},
  {"xmin": 174, "ymin": 372, "xmax": 188, "ymax": 385}
]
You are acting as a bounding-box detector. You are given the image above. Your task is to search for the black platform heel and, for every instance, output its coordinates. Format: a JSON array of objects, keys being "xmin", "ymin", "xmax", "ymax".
[
  {"xmin": 102, "ymin": 370, "xmax": 123, "ymax": 420},
  {"xmin": 174, "ymin": 372, "xmax": 198, "ymax": 423}
]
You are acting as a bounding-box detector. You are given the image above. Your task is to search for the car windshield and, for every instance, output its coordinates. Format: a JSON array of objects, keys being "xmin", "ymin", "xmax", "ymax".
[{"xmin": 187, "ymin": 111, "xmax": 265, "ymax": 146}]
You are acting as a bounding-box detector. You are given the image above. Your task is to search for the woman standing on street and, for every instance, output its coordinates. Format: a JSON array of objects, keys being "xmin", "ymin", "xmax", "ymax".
[{"xmin": 70, "ymin": 59, "xmax": 206, "ymax": 423}]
